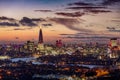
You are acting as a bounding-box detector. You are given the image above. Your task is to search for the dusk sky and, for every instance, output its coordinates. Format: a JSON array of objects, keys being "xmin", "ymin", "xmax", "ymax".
[{"xmin": 0, "ymin": 0, "xmax": 120, "ymax": 43}]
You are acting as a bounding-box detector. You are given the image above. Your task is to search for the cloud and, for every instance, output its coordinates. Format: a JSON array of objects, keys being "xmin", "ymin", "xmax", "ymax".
[
  {"xmin": 106, "ymin": 27, "xmax": 120, "ymax": 32},
  {"xmin": 57, "ymin": 0, "xmax": 114, "ymax": 32},
  {"xmin": 106, "ymin": 26, "xmax": 120, "ymax": 32},
  {"xmin": 111, "ymin": 20, "xmax": 120, "ymax": 23},
  {"xmin": 0, "ymin": 16, "xmax": 49, "ymax": 28},
  {"xmin": 19, "ymin": 17, "xmax": 37, "ymax": 26},
  {"xmin": 19, "ymin": 17, "xmax": 47, "ymax": 27},
  {"xmin": 102, "ymin": 0, "xmax": 120, "ymax": 5},
  {"xmin": 50, "ymin": 17, "xmax": 92, "ymax": 32},
  {"xmin": 86, "ymin": 9, "xmax": 111, "ymax": 14},
  {"xmin": 60, "ymin": 31, "xmax": 120, "ymax": 40},
  {"xmin": 106, "ymin": 27, "xmax": 115, "ymax": 30},
  {"xmin": 65, "ymin": 1, "xmax": 112, "ymax": 15},
  {"xmin": 59, "ymin": 34, "xmax": 75, "ymax": 35},
  {"xmin": 67, "ymin": 0, "xmax": 120, "ymax": 7},
  {"xmin": 0, "ymin": 22, "xmax": 19, "ymax": 27},
  {"xmin": 66, "ymin": 6, "xmax": 111, "ymax": 14},
  {"xmin": 65, "ymin": 36, "xmax": 117, "ymax": 39},
  {"xmin": 0, "ymin": 16, "xmax": 16, "ymax": 21},
  {"xmin": 42, "ymin": 23, "xmax": 52, "ymax": 27},
  {"xmin": 0, "ymin": 16, "xmax": 19, "ymax": 27},
  {"xmin": 108, "ymin": 29, "xmax": 120, "ymax": 32},
  {"xmin": 66, "ymin": 6, "xmax": 106, "ymax": 10},
  {"xmin": 32, "ymin": 18, "xmax": 46, "ymax": 22},
  {"xmin": 59, "ymin": 33, "xmax": 93, "ymax": 37},
  {"xmin": 77, "ymin": 32, "xmax": 94, "ymax": 35},
  {"xmin": 34, "ymin": 10, "xmax": 53, "ymax": 12},
  {"xmin": 13, "ymin": 28, "xmax": 32, "ymax": 30},
  {"xmin": 68, "ymin": 1, "xmax": 93, "ymax": 6},
  {"xmin": 55, "ymin": 12, "xmax": 85, "ymax": 17}
]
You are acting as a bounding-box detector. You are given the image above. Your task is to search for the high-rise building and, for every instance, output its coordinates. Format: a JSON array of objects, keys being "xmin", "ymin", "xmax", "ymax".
[
  {"xmin": 56, "ymin": 40, "xmax": 63, "ymax": 48},
  {"xmin": 110, "ymin": 38, "xmax": 118, "ymax": 47},
  {"xmin": 38, "ymin": 28, "xmax": 43, "ymax": 43},
  {"xmin": 108, "ymin": 38, "xmax": 119, "ymax": 58},
  {"xmin": 38, "ymin": 28, "xmax": 44, "ymax": 51}
]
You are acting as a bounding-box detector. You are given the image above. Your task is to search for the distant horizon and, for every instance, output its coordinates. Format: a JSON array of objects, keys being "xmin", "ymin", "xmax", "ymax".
[{"xmin": 0, "ymin": 38, "xmax": 120, "ymax": 45}]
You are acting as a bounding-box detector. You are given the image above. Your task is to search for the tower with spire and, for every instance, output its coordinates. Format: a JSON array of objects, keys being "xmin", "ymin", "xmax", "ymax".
[
  {"xmin": 38, "ymin": 28, "xmax": 43, "ymax": 43},
  {"xmin": 38, "ymin": 28, "xmax": 44, "ymax": 51}
]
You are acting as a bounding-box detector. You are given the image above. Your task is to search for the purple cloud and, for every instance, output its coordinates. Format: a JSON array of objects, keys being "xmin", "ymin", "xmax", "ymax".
[{"xmin": 56, "ymin": 12, "xmax": 85, "ymax": 17}]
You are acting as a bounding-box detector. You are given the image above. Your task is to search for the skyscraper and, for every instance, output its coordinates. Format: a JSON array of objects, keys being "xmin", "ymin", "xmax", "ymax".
[
  {"xmin": 110, "ymin": 38, "xmax": 118, "ymax": 47},
  {"xmin": 38, "ymin": 28, "xmax": 43, "ymax": 43}
]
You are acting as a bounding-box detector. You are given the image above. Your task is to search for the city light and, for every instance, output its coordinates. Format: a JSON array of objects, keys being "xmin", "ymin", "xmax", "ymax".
[{"xmin": 0, "ymin": 0, "xmax": 120, "ymax": 80}]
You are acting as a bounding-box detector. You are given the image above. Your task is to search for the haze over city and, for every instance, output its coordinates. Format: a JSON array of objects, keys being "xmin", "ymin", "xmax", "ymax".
[{"xmin": 0, "ymin": 0, "xmax": 120, "ymax": 43}]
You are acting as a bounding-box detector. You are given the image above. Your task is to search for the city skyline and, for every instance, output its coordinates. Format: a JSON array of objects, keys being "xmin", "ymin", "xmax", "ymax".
[{"xmin": 0, "ymin": 0, "xmax": 120, "ymax": 43}]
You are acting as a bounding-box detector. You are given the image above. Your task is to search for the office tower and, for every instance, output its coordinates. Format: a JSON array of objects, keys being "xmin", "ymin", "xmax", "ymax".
[
  {"xmin": 38, "ymin": 28, "xmax": 43, "ymax": 43},
  {"xmin": 110, "ymin": 38, "xmax": 118, "ymax": 47},
  {"xmin": 38, "ymin": 28, "xmax": 44, "ymax": 51},
  {"xmin": 56, "ymin": 40, "xmax": 62, "ymax": 48}
]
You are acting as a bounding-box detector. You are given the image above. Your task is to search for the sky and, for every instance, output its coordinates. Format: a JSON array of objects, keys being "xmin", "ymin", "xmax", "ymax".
[{"xmin": 0, "ymin": 0, "xmax": 120, "ymax": 44}]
